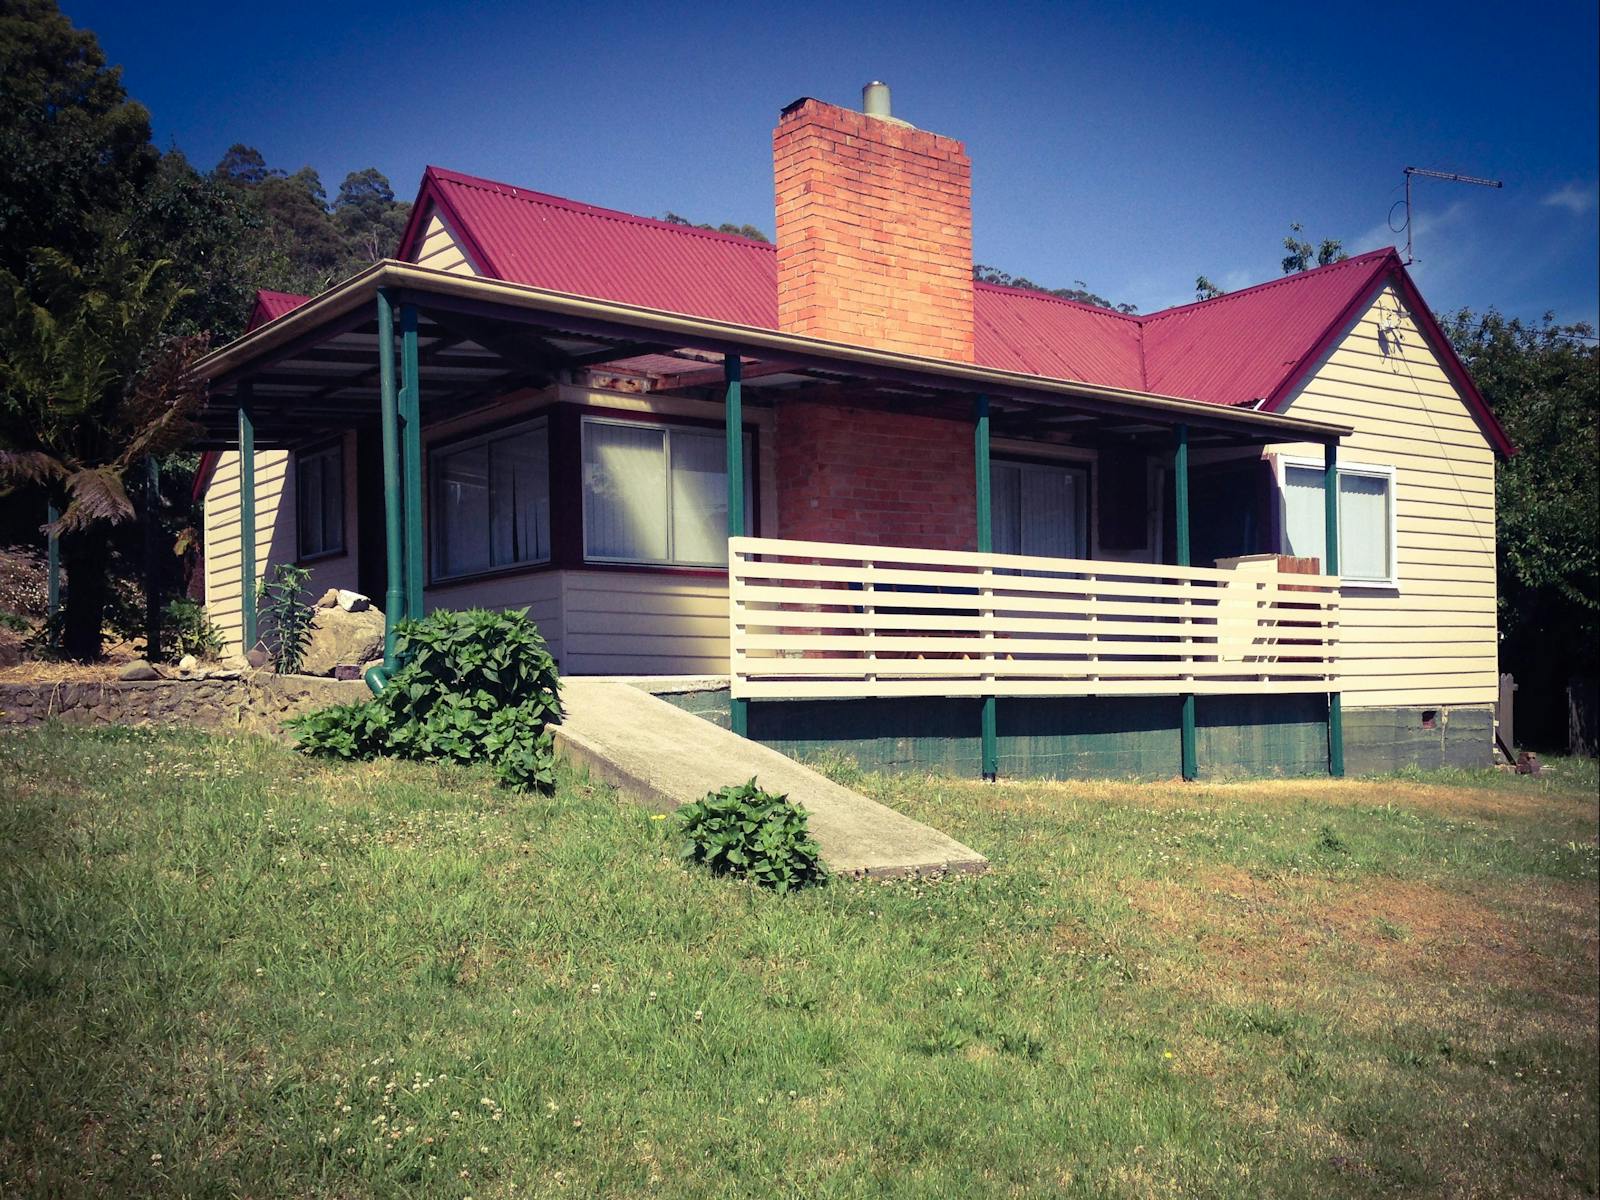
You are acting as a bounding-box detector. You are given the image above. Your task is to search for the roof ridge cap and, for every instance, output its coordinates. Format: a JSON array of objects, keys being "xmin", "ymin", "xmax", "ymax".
[
  {"xmin": 1143, "ymin": 248, "xmax": 1397, "ymax": 321},
  {"xmin": 425, "ymin": 165, "xmax": 776, "ymax": 252}
]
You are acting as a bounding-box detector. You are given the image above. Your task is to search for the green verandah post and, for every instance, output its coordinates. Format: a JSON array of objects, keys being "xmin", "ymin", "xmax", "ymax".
[
  {"xmin": 725, "ymin": 354, "xmax": 748, "ymax": 737},
  {"xmin": 1324, "ymin": 439, "xmax": 1346, "ymax": 777},
  {"xmin": 237, "ymin": 383, "xmax": 257, "ymax": 653},
  {"xmin": 975, "ymin": 394, "xmax": 998, "ymax": 780},
  {"xmin": 1175, "ymin": 422, "xmax": 1197, "ymax": 781},
  {"xmin": 399, "ymin": 303, "xmax": 425, "ymax": 622},
  {"xmin": 365, "ymin": 289, "xmax": 404, "ymax": 693}
]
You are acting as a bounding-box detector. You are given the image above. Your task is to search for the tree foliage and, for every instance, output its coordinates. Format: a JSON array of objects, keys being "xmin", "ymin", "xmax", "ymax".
[
  {"xmin": 972, "ymin": 264, "xmax": 1137, "ymax": 313},
  {"xmin": 0, "ymin": 247, "xmax": 207, "ymax": 657},
  {"xmin": 1446, "ymin": 310, "xmax": 1599, "ymax": 740},
  {"xmin": 661, "ymin": 211, "xmax": 769, "ymax": 243},
  {"xmin": 0, "ymin": 0, "xmax": 157, "ymax": 279},
  {"xmin": 1281, "ymin": 222, "xmax": 1349, "ymax": 275}
]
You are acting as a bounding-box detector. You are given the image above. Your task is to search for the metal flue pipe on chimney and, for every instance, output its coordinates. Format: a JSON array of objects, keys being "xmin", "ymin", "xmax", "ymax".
[{"xmin": 862, "ymin": 80, "xmax": 892, "ymax": 118}]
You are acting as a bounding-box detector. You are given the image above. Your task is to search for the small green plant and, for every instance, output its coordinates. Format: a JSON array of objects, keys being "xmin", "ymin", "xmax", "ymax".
[
  {"xmin": 256, "ymin": 563, "xmax": 315, "ymax": 674},
  {"xmin": 0, "ymin": 611, "xmax": 29, "ymax": 633},
  {"xmin": 676, "ymin": 778, "xmax": 826, "ymax": 893},
  {"xmin": 288, "ymin": 608, "xmax": 561, "ymax": 793},
  {"xmin": 162, "ymin": 597, "xmax": 224, "ymax": 661}
]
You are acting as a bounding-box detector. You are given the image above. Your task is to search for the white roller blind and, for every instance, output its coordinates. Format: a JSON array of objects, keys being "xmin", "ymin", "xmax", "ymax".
[{"xmin": 1338, "ymin": 471, "xmax": 1391, "ymax": 581}]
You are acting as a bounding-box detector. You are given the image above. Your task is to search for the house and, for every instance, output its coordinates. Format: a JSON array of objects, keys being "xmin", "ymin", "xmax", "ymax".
[{"xmin": 191, "ymin": 86, "xmax": 1510, "ymax": 779}]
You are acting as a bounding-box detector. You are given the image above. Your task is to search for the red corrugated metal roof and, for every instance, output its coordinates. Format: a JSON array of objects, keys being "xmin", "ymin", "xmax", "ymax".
[
  {"xmin": 420, "ymin": 167, "xmax": 780, "ymax": 328},
  {"xmin": 973, "ymin": 284, "xmax": 1146, "ymax": 390},
  {"xmin": 1139, "ymin": 250, "xmax": 1395, "ymax": 407},
  {"xmin": 248, "ymin": 289, "xmax": 311, "ymax": 330},
  {"xmin": 238, "ymin": 166, "xmax": 1508, "ymax": 454},
  {"xmin": 400, "ymin": 168, "xmax": 1410, "ymax": 411}
]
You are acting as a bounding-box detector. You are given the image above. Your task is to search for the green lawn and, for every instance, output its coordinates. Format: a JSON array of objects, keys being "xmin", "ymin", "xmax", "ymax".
[{"xmin": 1, "ymin": 726, "xmax": 1595, "ymax": 1199}]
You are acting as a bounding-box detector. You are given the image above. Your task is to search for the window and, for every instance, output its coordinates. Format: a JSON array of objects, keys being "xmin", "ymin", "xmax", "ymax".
[
  {"xmin": 430, "ymin": 419, "xmax": 550, "ymax": 580},
  {"xmin": 990, "ymin": 460, "xmax": 1089, "ymax": 559},
  {"xmin": 1278, "ymin": 456, "xmax": 1397, "ymax": 586},
  {"xmin": 296, "ymin": 442, "xmax": 344, "ymax": 559},
  {"xmin": 582, "ymin": 417, "xmax": 753, "ymax": 566}
]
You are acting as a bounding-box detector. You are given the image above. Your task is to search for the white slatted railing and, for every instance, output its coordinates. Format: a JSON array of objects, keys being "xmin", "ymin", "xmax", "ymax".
[{"xmin": 728, "ymin": 536, "xmax": 1340, "ymax": 701}]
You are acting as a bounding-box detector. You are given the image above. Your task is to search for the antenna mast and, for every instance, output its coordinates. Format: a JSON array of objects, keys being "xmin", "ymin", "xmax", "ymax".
[{"xmin": 1398, "ymin": 166, "xmax": 1504, "ymax": 265}]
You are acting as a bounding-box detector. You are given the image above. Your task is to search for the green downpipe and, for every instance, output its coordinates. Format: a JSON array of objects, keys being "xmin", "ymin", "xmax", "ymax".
[
  {"xmin": 1324, "ymin": 440, "xmax": 1346, "ymax": 777},
  {"xmin": 46, "ymin": 500, "xmax": 60, "ymax": 617},
  {"xmin": 366, "ymin": 291, "xmax": 403, "ymax": 694},
  {"xmin": 238, "ymin": 388, "xmax": 258, "ymax": 653},
  {"xmin": 975, "ymin": 394, "xmax": 997, "ymax": 780},
  {"xmin": 399, "ymin": 303, "xmax": 425, "ymax": 622},
  {"xmin": 725, "ymin": 354, "xmax": 748, "ymax": 737},
  {"xmin": 1175, "ymin": 423, "xmax": 1197, "ymax": 781}
]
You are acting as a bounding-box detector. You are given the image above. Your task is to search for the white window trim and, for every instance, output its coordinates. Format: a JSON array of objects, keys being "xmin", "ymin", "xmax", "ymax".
[
  {"xmin": 429, "ymin": 416, "xmax": 551, "ymax": 582},
  {"xmin": 580, "ymin": 415, "xmax": 753, "ymax": 569},
  {"xmin": 1273, "ymin": 453, "xmax": 1400, "ymax": 590}
]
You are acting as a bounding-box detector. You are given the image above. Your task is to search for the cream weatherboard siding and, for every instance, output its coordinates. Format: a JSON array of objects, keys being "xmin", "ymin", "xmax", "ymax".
[
  {"xmin": 1271, "ymin": 284, "xmax": 1498, "ymax": 709},
  {"xmin": 202, "ymin": 435, "xmax": 360, "ymax": 654},
  {"xmin": 410, "ymin": 210, "xmax": 477, "ymax": 274}
]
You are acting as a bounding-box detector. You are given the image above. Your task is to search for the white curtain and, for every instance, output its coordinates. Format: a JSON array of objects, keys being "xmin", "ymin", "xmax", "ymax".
[
  {"xmin": 990, "ymin": 461, "xmax": 1085, "ymax": 559},
  {"xmin": 584, "ymin": 422, "xmax": 668, "ymax": 561},
  {"xmin": 490, "ymin": 426, "xmax": 549, "ymax": 566},
  {"xmin": 991, "ymin": 464, "xmax": 1022, "ymax": 555},
  {"xmin": 435, "ymin": 444, "xmax": 491, "ymax": 577}
]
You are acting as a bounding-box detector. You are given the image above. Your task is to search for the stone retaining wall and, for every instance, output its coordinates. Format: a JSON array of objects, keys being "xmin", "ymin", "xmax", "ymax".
[{"xmin": 0, "ymin": 675, "xmax": 370, "ymax": 739}]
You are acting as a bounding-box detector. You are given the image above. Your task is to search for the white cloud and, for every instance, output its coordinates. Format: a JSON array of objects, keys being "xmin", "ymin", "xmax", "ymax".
[{"xmin": 1541, "ymin": 183, "xmax": 1598, "ymax": 215}]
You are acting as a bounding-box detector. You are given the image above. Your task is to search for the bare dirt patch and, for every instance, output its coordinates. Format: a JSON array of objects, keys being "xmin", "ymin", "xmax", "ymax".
[{"xmin": 1127, "ymin": 868, "xmax": 1588, "ymax": 1014}]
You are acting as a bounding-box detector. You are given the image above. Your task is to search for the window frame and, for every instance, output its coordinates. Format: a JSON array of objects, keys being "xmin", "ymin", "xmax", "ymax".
[
  {"xmin": 428, "ymin": 415, "xmax": 552, "ymax": 584},
  {"xmin": 1273, "ymin": 453, "xmax": 1400, "ymax": 590},
  {"xmin": 294, "ymin": 439, "xmax": 346, "ymax": 562},
  {"xmin": 580, "ymin": 414, "xmax": 755, "ymax": 569}
]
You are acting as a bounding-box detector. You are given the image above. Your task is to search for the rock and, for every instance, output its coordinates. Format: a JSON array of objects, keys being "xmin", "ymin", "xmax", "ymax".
[
  {"xmin": 316, "ymin": 588, "xmax": 340, "ymax": 608},
  {"xmin": 245, "ymin": 647, "xmax": 270, "ymax": 669},
  {"xmin": 177, "ymin": 654, "xmax": 199, "ymax": 673},
  {"xmin": 221, "ymin": 652, "xmax": 250, "ymax": 671},
  {"xmin": 336, "ymin": 589, "xmax": 370, "ymax": 612},
  {"xmin": 299, "ymin": 604, "xmax": 386, "ymax": 676},
  {"xmin": 118, "ymin": 659, "xmax": 160, "ymax": 681}
]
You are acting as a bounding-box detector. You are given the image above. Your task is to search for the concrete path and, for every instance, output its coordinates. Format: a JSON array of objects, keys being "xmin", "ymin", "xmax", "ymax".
[{"xmin": 554, "ymin": 678, "xmax": 987, "ymax": 878}]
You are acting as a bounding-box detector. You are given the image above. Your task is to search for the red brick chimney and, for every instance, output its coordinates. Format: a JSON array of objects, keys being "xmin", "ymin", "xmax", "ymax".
[
  {"xmin": 770, "ymin": 86, "xmax": 978, "ymax": 552},
  {"xmin": 773, "ymin": 88, "xmax": 974, "ymax": 362}
]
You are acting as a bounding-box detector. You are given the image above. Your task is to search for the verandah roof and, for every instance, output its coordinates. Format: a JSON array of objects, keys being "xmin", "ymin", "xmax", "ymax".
[{"xmin": 190, "ymin": 260, "xmax": 1352, "ymax": 451}]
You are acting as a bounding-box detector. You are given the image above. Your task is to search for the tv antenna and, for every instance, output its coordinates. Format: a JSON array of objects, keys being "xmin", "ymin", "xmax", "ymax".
[{"xmin": 1392, "ymin": 166, "xmax": 1503, "ymax": 265}]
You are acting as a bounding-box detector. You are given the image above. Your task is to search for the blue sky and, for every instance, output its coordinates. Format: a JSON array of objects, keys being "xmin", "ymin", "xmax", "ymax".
[{"xmin": 66, "ymin": 0, "xmax": 1599, "ymax": 325}]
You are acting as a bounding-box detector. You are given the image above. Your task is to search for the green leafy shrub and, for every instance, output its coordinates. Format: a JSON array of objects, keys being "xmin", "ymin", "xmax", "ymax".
[
  {"xmin": 676, "ymin": 779, "xmax": 826, "ymax": 893},
  {"xmin": 256, "ymin": 563, "xmax": 315, "ymax": 673},
  {"xmin": 288, "ymin": 608, "xmax": 562, "ymax": 793},
  {"xmin": 162, "ymin": 597, "xmax": 224, "ymax": 661}
]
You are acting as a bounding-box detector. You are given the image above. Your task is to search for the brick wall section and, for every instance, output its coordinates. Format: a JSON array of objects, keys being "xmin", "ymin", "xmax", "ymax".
[
  {"xmin": 773, "ymin": 98, "xmax": 974, "ymax": 363},
  {"xmin": 776, "ymin": 402, "xmax": 976, "ymax": 551}
]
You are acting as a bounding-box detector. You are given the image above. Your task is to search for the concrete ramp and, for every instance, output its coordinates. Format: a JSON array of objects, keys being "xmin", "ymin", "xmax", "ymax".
[{"xmin": 554, "ymin": 679, "xmax": 986, "ymax": 878}]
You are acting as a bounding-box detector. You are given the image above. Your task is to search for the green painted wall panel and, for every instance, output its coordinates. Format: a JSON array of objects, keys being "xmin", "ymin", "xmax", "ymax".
[
  {"xmin": 1196, "ymin": 694, "xmax": 1328, "ymax": 779},
  {"xmin": 652, "ymin": 689, "xmax": 1492, "ymax": 781}
]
